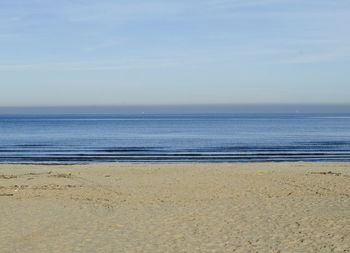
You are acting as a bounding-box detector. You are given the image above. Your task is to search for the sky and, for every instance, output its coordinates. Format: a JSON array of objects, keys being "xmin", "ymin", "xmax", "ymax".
[{"xmin": 0, "ymin": 0, "xmax": 349, "ymax": 107}]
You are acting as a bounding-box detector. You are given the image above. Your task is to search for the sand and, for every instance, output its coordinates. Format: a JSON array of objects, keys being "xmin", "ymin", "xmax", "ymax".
[{"xmin": 0, "ymin": 162, "xmax": 349, "ymax": 252}]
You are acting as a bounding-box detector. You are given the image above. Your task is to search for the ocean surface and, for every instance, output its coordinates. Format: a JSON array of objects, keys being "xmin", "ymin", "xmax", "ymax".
[{"xmin": 0, "ymin": 113, "xmax": 349, "ymax": 164}]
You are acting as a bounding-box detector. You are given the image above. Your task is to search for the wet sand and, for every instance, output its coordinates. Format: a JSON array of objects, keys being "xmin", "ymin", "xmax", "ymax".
[{"xmin": 0, "ymin": 163, "xmax": 349, "ymax": 252}]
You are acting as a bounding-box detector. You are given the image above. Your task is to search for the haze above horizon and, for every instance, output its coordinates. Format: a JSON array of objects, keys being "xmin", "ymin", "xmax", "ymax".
[
  {"xmin": 1, "ymin": 0, "xmax": 349, "ymax": 106},
  {"xmin": 1, "ymin": 104, "xmax": 350, "ymax": 114}
]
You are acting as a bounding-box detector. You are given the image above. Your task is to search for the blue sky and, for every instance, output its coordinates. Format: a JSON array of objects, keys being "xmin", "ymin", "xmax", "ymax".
[{"xmin": 0, "ymin": 0, "xmax": 349, "ymax": 106}]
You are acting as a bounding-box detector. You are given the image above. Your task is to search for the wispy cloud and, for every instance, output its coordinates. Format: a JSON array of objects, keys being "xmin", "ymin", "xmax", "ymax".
[
  {"xmin": 0, "ymin": 58, "xmax": 194, "ymax": 71},
  {"xmin": 83, "ymin": 39, "xmax": 124, "ymax": 52},
  {"xmin": 269, "ymin": 47, "xmax": 350, "ymax": 64},
  {"xmin": 0, "ymin": 33, "xmax": 16, "ymax": 39},
  {"xmin": 203, "ymin": 0, "xmax": 350, "ymax": 22},
  {"xmin": 60, "ymin": 1, "xmax": 187, "ymax": 22},
  {"xmin": 0, "ymin": 64, "xmax": 37, "ymax": 71},
  {"xmin": 206, "ymin": 0, "xmax": 349, "ymax": 9},
  {"xmin": 206, "ymin": 0, "xmax": 292, "ymax": 9},
  {"xmin": 0, "ymin": 1, "xmax": 189, "ymax": 28}
]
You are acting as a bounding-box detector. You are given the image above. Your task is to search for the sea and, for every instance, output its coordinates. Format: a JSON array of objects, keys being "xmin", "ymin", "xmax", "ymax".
[{"xmin": 0, "ymin": 113, "xmax": 349, "ymax": 164}]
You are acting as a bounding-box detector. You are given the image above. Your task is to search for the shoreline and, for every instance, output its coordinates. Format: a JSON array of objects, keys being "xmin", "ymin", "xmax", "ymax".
[
  {"xmin": 1, "ymin": 162, "xmax": 349, "ymax": 252},
  {"xmin": 1, "ymin": 160, "xmax": 350, "ymax": 166}
]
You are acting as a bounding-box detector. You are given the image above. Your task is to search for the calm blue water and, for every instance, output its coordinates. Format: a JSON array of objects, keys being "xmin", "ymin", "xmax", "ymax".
[{"xmin": 0, "ymin": 113, "xmax": 349, "ymax": 164}]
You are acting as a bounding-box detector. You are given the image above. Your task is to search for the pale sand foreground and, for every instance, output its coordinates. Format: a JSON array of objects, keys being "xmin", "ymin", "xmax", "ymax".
[{"xmin": 0, "ymin": 163, "xmax": 349, "ymax": 252}]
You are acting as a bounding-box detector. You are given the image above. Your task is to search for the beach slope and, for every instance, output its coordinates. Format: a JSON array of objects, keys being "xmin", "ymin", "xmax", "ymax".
[{"xmin": 0, "ymin": 163, "xmax": 349, "ymax": 252}]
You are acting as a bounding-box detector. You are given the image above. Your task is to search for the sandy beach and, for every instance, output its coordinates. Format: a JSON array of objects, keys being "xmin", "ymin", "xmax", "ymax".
[{"xmin": 0, "ymin": 162, "xmax": 349, "ymax": 252}]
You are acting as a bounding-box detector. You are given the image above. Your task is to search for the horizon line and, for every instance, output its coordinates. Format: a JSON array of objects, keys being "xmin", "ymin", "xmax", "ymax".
[
  {"xmin": 0, "ymin": 104, "xmax": 349, "ymax": 114},
  {"xmin": 1, "ymin": 103, "xmax": 350, "ymax": 107}
]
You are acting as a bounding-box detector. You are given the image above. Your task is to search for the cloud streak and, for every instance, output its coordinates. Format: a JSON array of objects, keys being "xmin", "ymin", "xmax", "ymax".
[
  {"xmin": 83, "ymin": 39, "xmax": 124, "ymax": 52},
  {"xmin": 0, "ymin": 57, "xmax": 199, "ymax": 71},
  {"xmin": 275, "ymin": 47, "xmax": 350, "ymax": 64},
  {"xmin": 58, "ymin": 1, "xmax": 188, "ymax": 22}
]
